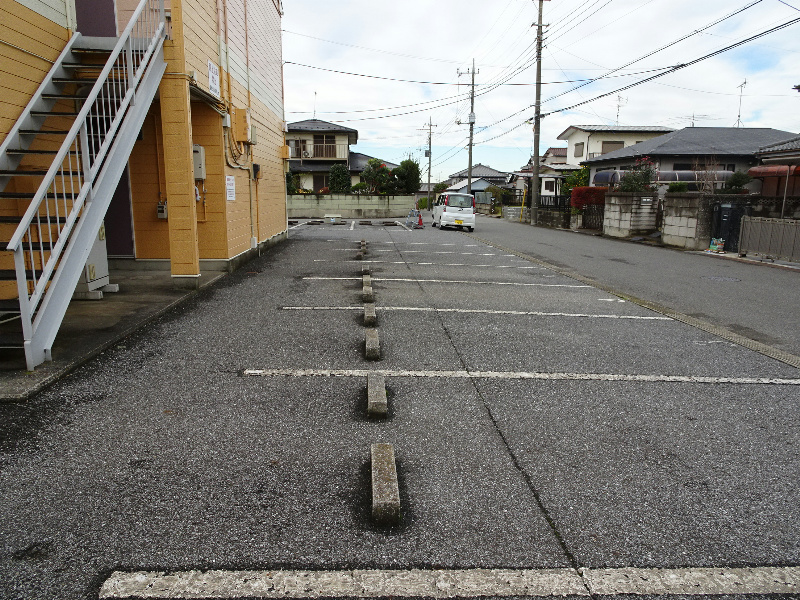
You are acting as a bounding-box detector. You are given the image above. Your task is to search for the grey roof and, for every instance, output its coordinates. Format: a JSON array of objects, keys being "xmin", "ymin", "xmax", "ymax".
[
  {"xmin": 758, "ymin": 135, "xmax": 800, "ymax": 154},
  {"xmin": 557, "ymin": 125, "xmax": 673, "ymax": 139},
  {"xmin": 449, "ymin": 163, "xmax": 507, "ymax": 179},
  {"xmin": 348, "ymin": 152, "xmax": 399, "ymax": 173},
  {"xmin": 582, "ymin": 127, "xmax": 798, "ymax": 164},
  {"xmin": 286, "ymin": 119, "xmax": 358, "ymax": 144}
]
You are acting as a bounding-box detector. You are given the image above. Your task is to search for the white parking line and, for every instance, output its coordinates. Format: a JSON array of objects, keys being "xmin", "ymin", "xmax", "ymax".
[
  {"xmin": 303, "ymin": 277, "xmax": 589, "ymax": 288},
  {"xmin": 280, "ymin": 306, "xmax": 671, "ymax": 320},
  {"xmin": 242, "ymin": 368, "xmax": 800, "ymax": 385},
  {"xmin": 312, "ymin": 259, "xmax": 544, "ymax": 269},
  {"xmin": 101, "ymin": 566, "xmax": 800, "ymax": 598},
  {"xmin": 349, "ymin": 220, "xmax": 355, "ymax": 230}
]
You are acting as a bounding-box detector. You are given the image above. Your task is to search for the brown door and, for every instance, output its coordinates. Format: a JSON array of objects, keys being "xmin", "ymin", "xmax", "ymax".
[{"xmin": 75, "ymin": 0, "xmax": 118, "ymax": 36}]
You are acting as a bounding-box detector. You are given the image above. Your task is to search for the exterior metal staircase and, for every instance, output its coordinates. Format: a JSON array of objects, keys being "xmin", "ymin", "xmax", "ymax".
[{"xmin": 0, "ymin": 0, "xmax": 167, "ymax": 370}]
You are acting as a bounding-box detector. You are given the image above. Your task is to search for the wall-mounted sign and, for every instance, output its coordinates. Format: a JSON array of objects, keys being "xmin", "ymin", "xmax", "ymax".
[
  {"xmin": 226, "ymin": 176, "xmax": 236, "ymax": 202},
  {"xmin": 208, "ymin": 60, "xmax": 220, "ymax": 98}
]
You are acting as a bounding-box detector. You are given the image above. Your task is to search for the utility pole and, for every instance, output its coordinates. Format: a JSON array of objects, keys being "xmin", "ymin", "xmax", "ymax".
[
  {"xmin": 458, "ymin": 60, "xmax": 478, "ymax": 195},
  {"xmin": 419, "ymin": 118, "xmax": 437, "ymax": 212},
  {"xmin": 530, "ymin": 0, "xmax": 547, "ymax": 226}
]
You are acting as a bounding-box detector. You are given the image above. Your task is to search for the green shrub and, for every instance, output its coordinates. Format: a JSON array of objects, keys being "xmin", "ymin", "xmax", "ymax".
[
  {"xmin": 723, "ymin": 170, "xmax": 752, "ymax": 192},
  {"xmin": 329, "ymin": 164, "xmax": 351, "ymax": 194},
  {"xmin": 417, "ymin": 197, "xmax": 429, "ymax": 210},
  {"xmin": 562, "ymin": 165, "xmax": 589, "ymax": 197},
  {"xmin": 351, "ymin": 182, "xmax": 368, "ymax": 194},
  {"xmin": 667, "ymin": 182, "xmax": 689, "ymax": 193}
]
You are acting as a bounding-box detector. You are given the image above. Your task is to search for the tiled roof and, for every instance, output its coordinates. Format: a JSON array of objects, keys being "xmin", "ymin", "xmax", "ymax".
[
  {"xmin": 286, "ymin": 119, "xmax": 358, "ymax": 144},
  {"xmin": 582, "ymin": 127, "xmax": 798, "ymax": 164},
  {"xmin": 545, "ymin": 147, "xmax": 568, "ymax": 156},
  {"xmin": 758, "ymin": 135, "xmax": 800, "ymax": 153},
  {"xmin": 348, "ymin": 152, "xmax": 399, "ymax": 172},
  {"xmin": 449, "ymin": 163, "xmax": 507, "ymax": 178},
  {"xmin": 557, "ymin": 125, "xmax": 674, "ymax": 140}
]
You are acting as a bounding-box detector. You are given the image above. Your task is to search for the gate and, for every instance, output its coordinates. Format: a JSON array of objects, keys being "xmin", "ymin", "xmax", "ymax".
[
  {"xmin": 711, "ymin": 201, "xmax": 751, "ymax": 252},
  {"xmin": 739, "ymin": 217, "xmax": 800, "ymax": 261},
  {"xmin": 582, "ymin": 204, "xmax": 605, "ymax": 230}
]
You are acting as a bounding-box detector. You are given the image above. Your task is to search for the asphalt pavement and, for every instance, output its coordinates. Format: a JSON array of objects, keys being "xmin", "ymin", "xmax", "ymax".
[{"xmin": 0, "ymin": 215, "xmax": 798, "ymax": 599}]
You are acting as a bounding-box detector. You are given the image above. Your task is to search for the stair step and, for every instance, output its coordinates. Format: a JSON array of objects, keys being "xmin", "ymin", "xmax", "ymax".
[
  {"xmin": 30, "ymin": 111, "xmax": 80, "ymax": 117},
  {"xmin": 0, "ymin": 216, "xmax": 68, "ymax": 226},
  {"xmin": 0, "ymin": 299, "xmax": 21, "ymax": 313},
  {"xmin": 0, "ymin": 270, "xmax": 18, "ymax": 280},
  {"xmin": 42, "ymin": 94, "xmax": 87, "ymax": 101},
  {"xmin": 6, "ymin": 149, "xmax": 62, "ymax": 155},
  {"xmin": 52, "ymin": 78, "xmax": 100, "ymax": 85},
  {"xmin": 19, "ymin": 130, "xmax": 71, "ymax": 135},
  {"xmin": 0, "ymin": 170, "xmax": 51, "ymax": 176},
  {"xmin": 71, "ymin": 48, "xmax": 112, "ymax": 54},
  {"xmin": 1, "ymin": 240, "xmax": 55, "ymax": 252},
  {"xmin": 61, "ymin": 62, "xmax": 124, "ymax": 70}
]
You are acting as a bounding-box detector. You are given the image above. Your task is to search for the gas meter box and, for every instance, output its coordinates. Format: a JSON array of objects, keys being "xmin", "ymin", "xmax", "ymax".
[{"xmin": 192, "ymin": 144, "xmax": 206, "ymax": 180}]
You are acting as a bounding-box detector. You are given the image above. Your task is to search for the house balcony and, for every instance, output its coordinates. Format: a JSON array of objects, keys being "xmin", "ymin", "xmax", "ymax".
[{"xmin": 290, "ymin": 143, "xmax": 349, "ymax": 160}]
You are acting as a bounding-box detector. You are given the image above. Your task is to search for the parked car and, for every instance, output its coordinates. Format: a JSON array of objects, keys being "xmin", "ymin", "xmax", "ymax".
[{"xmin": 432, "ymin": 193, "xmax": 475, "ymax": 232}]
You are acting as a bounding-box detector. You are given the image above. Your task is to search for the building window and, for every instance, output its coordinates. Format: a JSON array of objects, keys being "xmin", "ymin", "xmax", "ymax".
[
  {"xmin": 726, "ymin": 164, "xmax": 736, "ymax": 172},
  {"xmin": 601, "ymin": 141, "xmax": 624, "ymax": 154},
  {"xmin": 313, "ymin": 174, "xmax": 330, "ymax": 192},
  {"xmin": 673, "ymin": 163, "xmax": 693, "ymax": 170},
  {"xmin": 313, "ymin": 134, "xmax": 336, "ymax": 158},
  {"xmin": 544, "ymin": 180, "xmax": 555, "ymax": 192},
  {"xmin": 574, "ymin": 142, "xmax": 584, "ymax": 158},
  {"xmin": 289, "ymin": 139, "xmax": 307, "ymax": 158}
]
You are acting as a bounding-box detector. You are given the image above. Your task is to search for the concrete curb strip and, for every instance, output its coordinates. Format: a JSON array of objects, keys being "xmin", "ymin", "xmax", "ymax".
[
  {"xmin": 362, "ymin": 285, "xmax": 374, "ymax": 303},
  {"xmin": 366, "ymin": 373, "xmax": 388, "ymax": 417},
  {"xmin": 363, "ymin": 303, "xmax": 377, "ymax": 326},
  {"xmin": 371, "ymin": 443, "xmax": 400, "ymax": 524},
  {"xmin": 365, "ymin": 328, "xmax": 380, "ymax": 360},
  {"xmin": 99, "ymin": 566, "xmax": 800, "ymax": 598}
]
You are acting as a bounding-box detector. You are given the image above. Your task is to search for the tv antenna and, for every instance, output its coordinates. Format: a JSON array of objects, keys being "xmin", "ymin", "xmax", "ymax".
[
  {"xmin": 615, "ymin": 95, "xmax": 627, "ymax": 125},
  {"xmin": 735, "ymin": 80, "xmax": 747, "ymax": 127}
]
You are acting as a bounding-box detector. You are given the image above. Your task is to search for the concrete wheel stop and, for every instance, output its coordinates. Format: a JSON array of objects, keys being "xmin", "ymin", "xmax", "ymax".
[
  {"xmin": 366, "ymin": 373, "xmax": 388, "ymax": 417},
  {"xmin": 371, "ymin": 443, "xmax": 400, "ymax": 524},
  {"xmin": 365, "ymin": 328, "xmax": 380, "ymax": 360}
]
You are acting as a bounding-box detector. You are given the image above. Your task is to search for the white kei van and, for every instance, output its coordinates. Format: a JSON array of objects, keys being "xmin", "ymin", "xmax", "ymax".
[{"xmin": 432, "ymin": 192, "xmax": 475, "ymax": 232}]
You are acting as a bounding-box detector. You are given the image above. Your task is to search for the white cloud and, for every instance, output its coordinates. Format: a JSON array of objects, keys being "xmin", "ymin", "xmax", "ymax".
[{"xmin": 282, "ymin": 0, "xmax": 800, "ymax": 182}]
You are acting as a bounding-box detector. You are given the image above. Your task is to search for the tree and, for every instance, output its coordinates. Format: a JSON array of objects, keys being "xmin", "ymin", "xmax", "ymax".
[
  {"xmin": 360, "ymin": 158, "xmax": 393, "ymax": 194},
  {"xmin": 433, "ymin": 182, "xmax": 448, "ymax": 195},
  {"xmin": 392, "ymin": 159, "xmax": 422, "ymax": 194},
  {"xmin": 329, "ymin": 164, "xmax": 351, "ymax": 193},
  {"xmin": 723, "ymin": 170, "xmax": 752, "ymax": 192},
  {"xmin": 286, "ymin": 171, "xmax": 300, "ymax": 195},
  {"xmin": 618, "ymin": 157, "xmax": 657, "ymax": 193},
  {"xmin": 562, "ymin": 165, "xmax": 589, "ymax": 197},
  {"xmin": 485, "ymin": 184, "xmax": 512, "ymax": 204}
]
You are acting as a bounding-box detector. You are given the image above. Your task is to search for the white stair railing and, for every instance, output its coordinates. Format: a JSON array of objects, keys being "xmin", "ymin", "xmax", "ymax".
[{"xmin": 6, "ymin": 0, "xmax": 166, "ymax": 370}]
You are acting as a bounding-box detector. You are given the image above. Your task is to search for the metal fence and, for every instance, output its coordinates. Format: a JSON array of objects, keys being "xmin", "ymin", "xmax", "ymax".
[
  {"xmin": 739, "ymin": 217, "xmax": 800, "ymax": 262},
  {"xmin": 537, "ymin": 195, "xmax": 570, "ymax": 210},
  {"xmin": 582, "ymin": 204, "xmax": 605, "ymax": 230}
]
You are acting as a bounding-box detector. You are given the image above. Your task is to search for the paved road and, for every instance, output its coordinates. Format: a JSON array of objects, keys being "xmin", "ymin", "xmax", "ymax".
[
  {"xmin": 467, "ymin": 213, "xmax": 800, "ymax": 358},
  {"xmin": 0, "ymin": 218, "xmax": 798, "ymax": 599}
]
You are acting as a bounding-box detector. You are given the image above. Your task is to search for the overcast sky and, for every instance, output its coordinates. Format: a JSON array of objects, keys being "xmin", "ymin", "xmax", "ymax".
[{"xmin": 281, "ymin": 0, "xmax": 800, "ymax": 183}]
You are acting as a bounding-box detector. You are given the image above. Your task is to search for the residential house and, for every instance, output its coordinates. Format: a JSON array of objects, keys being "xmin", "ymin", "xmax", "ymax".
[
  {"xmin": 446, "ymin": 177, "xmax": 493, "ymax": 194},
  {"xmin": 511, "ymin": 147, "xmax": 580, "ymax": 198},
  {"xmin": 582, "ymin": 127, "xmax": 797, "ymax": 192},
  {"xmin": 446, "ymin": 164, "xmax": 508, "ymax": 187},
  {"xmin": 0, "ymin": 0, "xmax": 288, "ymax": 369},
  {"xmin": 749, "ymin": 135, "xmax": 800, "ymax": 198},
  {"xmin": 286, "ymin": 119, "xmax": 397, "ymax": 191},
  {"xmin": 558, "ymin": 125, "xmax": 674, "ymax": 163}
]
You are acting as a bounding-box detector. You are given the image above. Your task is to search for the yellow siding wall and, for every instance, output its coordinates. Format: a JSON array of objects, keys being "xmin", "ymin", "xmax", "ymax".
[
  {"xmin": 0, "ymin": 1, "xmax": 71, "ymax": 146},
  {"xmin": 129, "ymin": 109, "xmax": 170, "ymax": 259}
]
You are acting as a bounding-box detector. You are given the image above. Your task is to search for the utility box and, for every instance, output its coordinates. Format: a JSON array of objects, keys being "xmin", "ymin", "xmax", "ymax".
[
  {"xmin": 231, "ymin": 107, "xmax": 251, "ymax": 144},
  {"xmin": 192, "ymin": 144, "xmax": 206, "ymax": 180}
]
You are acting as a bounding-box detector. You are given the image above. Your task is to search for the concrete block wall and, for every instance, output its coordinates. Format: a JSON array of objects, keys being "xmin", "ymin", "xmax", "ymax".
[
  {"xmin": 603, "ymin": 192, "xmax": 657, "ymax": 238},
  {"xmin": 287, "ymin": 195, "xmax": 414, "ymax": 219},
  {"xmin": 503, "ymin": 206, "xmax": 530, "ymax": 223},
  {"xmin": 661, "ymin": 194, "xmax": 713, "ymax": 250}
]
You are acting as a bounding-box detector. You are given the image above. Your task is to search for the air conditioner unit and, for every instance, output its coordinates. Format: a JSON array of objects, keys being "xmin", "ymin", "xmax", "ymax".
[{"xmin": 302, "ymin": 151, "xmax": 310, "ymax": 158}]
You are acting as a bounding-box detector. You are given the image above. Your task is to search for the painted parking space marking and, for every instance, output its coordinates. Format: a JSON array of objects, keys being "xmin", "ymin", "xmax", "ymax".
[
  {"xmin": 303, "ymin": 276, "xmax": 590, "ymax": 288},
  {"xmin": 313, "ymin": 259, "xmax": 545, "ymax": 269},
  {"xmin": 100, "ymin": 565, "xmax": 800, "ymax": 598},
  {"xmin": 281, "ymin": 306, "xmax": 672, "ymax": 321},
  {"xmin": 242, "ymin": 368, "xmax": 800, "ymax": 385}
]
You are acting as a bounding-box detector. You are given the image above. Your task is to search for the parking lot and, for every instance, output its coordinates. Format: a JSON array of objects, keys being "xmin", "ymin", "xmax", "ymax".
[{"xmin": 1, "ymin": 217, "xmax": 799, "ymax": 599}]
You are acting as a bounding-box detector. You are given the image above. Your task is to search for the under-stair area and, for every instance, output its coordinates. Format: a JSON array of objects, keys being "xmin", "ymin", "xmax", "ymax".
[{"xmin": 0, "ymin": 0, "xmax": 167, "ymax": 371}]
